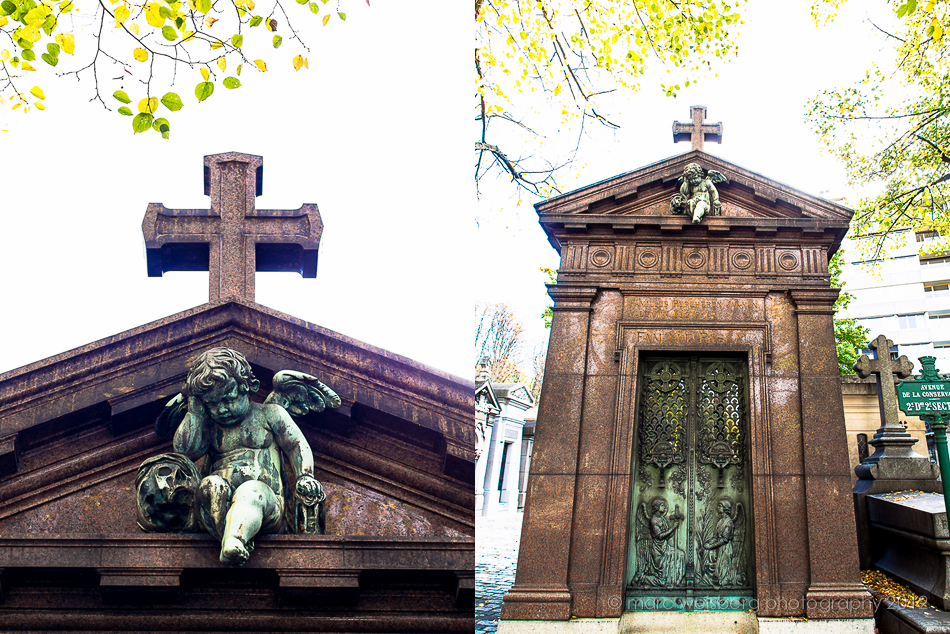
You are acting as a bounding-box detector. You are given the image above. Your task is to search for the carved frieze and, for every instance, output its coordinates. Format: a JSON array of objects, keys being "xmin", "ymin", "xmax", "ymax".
[{"xmin": 557, "ymin": 240, "xmax": 827, "ymax": 280}]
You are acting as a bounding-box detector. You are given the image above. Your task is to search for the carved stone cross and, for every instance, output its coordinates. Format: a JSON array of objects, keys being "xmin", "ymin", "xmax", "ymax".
[
  {"xmin": 672, "ymin": 105, "xmax": 723, "ymax": 151},
  {"xmin": 854, "ymin": 334, "xmax": 914, "ymax": 427},
  {"xmin": 142, "ymin": 152, "xmax": 324, "ymax": 302}
]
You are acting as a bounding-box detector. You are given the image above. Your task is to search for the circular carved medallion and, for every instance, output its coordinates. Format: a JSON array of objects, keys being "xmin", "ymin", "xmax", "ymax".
[
  {"xmin": 685, "ymin": 250, "xmax": 707, "ymax": 269},
  {"xmin": 638, "ymin": 250, "xmax": 659, "ymax": 269},
  {"xmin": 731, "ymin": 251, "xmax": 753, "ymax": 270},
  {"xmin": 779, "ymin": 252, "xmax": 799, "ymax": 271},
  {"xmin": 590, "ymin": 247, "xmax": 613, "ymax": 268}
]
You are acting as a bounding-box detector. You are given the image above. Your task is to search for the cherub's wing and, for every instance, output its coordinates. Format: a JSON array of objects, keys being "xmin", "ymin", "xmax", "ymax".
[
  {"xmin": 265, "ymin": 370, "xmax": 342, "ymax": 417},
  {"xmin": 733, "ymin": 503, "xmax": 747, "ymax": 567},
  {"xmin": 155, "ymin": 393, "xmax": 187, "ymax": 439},
  {"xmin": 707, "ymin": 170, "xmax": 728, "ymax": 184}
]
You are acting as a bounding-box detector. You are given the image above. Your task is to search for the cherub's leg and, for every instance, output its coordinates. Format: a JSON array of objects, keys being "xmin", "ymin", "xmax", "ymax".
[
  {"xmin": 220, "ymin": 481, "xmax": 280, "ymax": 565},
  {"xmin": 692, "ymin": 200, "xmax": 709, "ymax": 224},
  {"xmin": 195, "ymin": 475, "xmax": 232, "ymax": 540}
]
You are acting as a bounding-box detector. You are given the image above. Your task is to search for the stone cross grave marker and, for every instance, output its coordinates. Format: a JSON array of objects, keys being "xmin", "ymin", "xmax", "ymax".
[
  {"xmin": 142, "ymin": 152, "xmax": 324, "ymax": 302},
  {"xmin": 854, "ymin": 334, "xmax": 922, "ymax": 466},
  {"xmin": 672, "ymin": 105, "xmax": 723, "ymax": 151}
]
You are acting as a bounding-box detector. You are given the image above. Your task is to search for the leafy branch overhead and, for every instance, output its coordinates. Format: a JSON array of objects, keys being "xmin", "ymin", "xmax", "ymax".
[
  {"xmin": 0, "ymin": 0, "xmax": 362, "ymax": 137},
  {"xmin": 807, "ymin": 0, "xmax": 950, "ymax": 258},
  {"xmin": 475, "ymin": 0, "xmax": 743, "ymax": 197}
]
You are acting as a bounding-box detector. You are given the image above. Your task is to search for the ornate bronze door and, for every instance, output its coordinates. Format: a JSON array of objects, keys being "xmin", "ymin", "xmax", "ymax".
[{"xmin": 626, "ymin": 355, "xmax": 753, "ymax": 611}]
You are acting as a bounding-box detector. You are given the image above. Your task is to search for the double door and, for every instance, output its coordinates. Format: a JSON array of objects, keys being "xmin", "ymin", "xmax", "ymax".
[{"xmin": 626, "ymin": 355, "xmax": 753, "ymax": 611}]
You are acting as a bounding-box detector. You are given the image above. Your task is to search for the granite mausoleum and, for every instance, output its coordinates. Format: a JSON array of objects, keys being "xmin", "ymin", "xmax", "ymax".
[
  {"xmin": 0, "ymin": 152, "xmax": 474, "ymax": 632},
  {"xmin": 500, "ymin": 109, "xmax": 874, "ymax": 633}
]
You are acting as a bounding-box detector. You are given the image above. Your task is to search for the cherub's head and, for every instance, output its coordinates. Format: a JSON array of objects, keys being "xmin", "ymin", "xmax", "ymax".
[
  {"xmin": 184, "ymin": 348, "xmax": 260, "ymax": 426},
  {"xmin": 650, "ymin": 497, "xmax": 668, "ymax": 515},
  {"xmin": 684, "ymin": 162, "xmax": 704, "ymax": 186}
]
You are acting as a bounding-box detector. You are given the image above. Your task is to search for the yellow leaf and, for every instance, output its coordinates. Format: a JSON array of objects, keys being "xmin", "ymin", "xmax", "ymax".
[
  {"xmin": 18, "ymin": 23, "xmax": 42, "ymax": 42},
  {"xmin": 254, "ymin": 59, "xmax": 266, "ymax": 71},
  {"xmin": 292, "ymin": 54, "xmax": 303, "ymax": 70},
  {"xmin": 322, "ymin": 13, "xmax": 329, "ymax": 25},
  {"xmin": 201, "ymin": 67, "xmax": 209, "ymax": 80},
  {"xmin": 138, "ymin": 96, "xmax": 158, "ymax": 113},
  {"xmin": 216, "ymin": 57, "xmax": 226, "ymax": 71},
  {"xmin": 304, "ymin": 57, "xmax": 308, "ymax": 68},
  {"xmin": 34, "ymin": 102, "xmax": 45, "ymax": 110},
  {"xmin": 12, "ymin": 102, "xmax": 21, "ymax": 110},
  {"xmin": 30, "ymin": 86, "xmax": 44, "ymax": 99},
  {"xmin": 130, "ymin": 23, "xmax": 139, "ymax": 34},
  {"xmin": 182, "ymin": 30, "xmax": 195, "ymax": 40},
  {"xmin": 0, "ymin": 49, "xmax": 8, "ymax": 61},
  {"xmin": 0, "ymin": 16, "xmax": 7, "ymax": 26},
  {"xmin": 21, "ymin": 61, "xmax": 36, "ymax": 70},
  {"xmin": 114, "ymin": 5, "xmax": 130, "ymax": 26},
  {"xmin": 210, "ymin": 40, "xmax": 224, "ymax": 49},
  {"xmin": 55, "ymin": 33, "xmax": 75, "ymax": 54},
  {"xmin": 145, "ymin": 2, "xmax": 164, "ymax": 27},
  {"xmin": 133, "ymin": 47, "xmax": 148, "ymax": 61},
  {"xmin": 246, "ymin": 0, "xmax": 254, "ymax": 9},
  {"xmin": 205, "ymin": 15, "xmax": 217, "ymax": 27}
]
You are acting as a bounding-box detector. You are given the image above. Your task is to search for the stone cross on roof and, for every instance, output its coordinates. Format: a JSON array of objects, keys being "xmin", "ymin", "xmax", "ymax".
[
  {"xmin": 672, "ymin": 105, "xmax": 723, "ymax": 151},
  {"xmin": 142, "ymin": 152, "xmax": 323, "ymax": 302}
]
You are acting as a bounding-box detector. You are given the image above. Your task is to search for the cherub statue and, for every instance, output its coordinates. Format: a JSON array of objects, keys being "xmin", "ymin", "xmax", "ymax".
[
  {"xmin": 136, "ymin": 347, "xmax": 341, "ymax": 565},
  {"xmin": 670, "ymin": 162, "xmax": 728, "ymax": 224},
  {"xmin": 698, "ymin": 497, "xmax": 746, "ymax": 587},
  {"xmin": 631, "ymin": 497, "xmax": 685, "ymax": 587}
]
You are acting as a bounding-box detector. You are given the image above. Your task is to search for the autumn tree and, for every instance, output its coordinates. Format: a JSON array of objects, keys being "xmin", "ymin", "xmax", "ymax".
[
  {"xmin": 807, "ymin": 0, "xmax": 950, "ymax": 259},
  {"xmin": 0, "ymin": 0, "xmax": 358, "ymax": 135},
  {"xmin": 475, "ymin": 0, "xmax": 744, "ymax": 197},
  {"xmin": 475, "ymin": 302, "xmax": 531, "ymax": 383}
]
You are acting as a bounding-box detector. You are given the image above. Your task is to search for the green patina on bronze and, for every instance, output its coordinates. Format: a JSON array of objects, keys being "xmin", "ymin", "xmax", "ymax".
[{"xmin": 627, "ymin": 355, "xmax": 753, "ymax": 611}]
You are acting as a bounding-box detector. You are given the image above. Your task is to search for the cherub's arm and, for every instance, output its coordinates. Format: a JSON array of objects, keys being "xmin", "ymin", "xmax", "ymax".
[
  {"xmin": 265, "ymin": 404, "xmax": 315, "ymax": 482},
  {"xmin": 172, "ymin": 397, "xmax": 213, "ymax": 460}
]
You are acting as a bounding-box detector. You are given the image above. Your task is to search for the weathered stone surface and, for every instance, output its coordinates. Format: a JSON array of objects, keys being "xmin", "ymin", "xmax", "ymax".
[
  {"xmin": 0, "ymin": 298, "xmax": 474, "ymax": 631},
  {"xmin": 502, "ymin": 149, "xmax": 871, "ymax": 623}
]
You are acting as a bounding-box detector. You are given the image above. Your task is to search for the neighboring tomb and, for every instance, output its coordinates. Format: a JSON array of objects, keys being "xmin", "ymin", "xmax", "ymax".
[
  {"xmin": 0, "ymin": 153, "xmax": 474, "ymax": 632},
  {"xmin": 500, "ymin": 113, "xmax": 874, "ymax": 632}
]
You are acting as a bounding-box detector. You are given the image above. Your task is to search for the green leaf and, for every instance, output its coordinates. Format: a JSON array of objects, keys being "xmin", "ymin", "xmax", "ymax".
[
  {"xmin": 158, "ymin": 5, "xmax": 172, "ymax": 19},
  {"xmin": 22, "ymin": 49, "xmax": 35, "ymax": 61},
  {"xmin": 118, "ymin": 106, "xmax": 133, "ymax": 116},
  {"xmin": 337, "ymin": 11, "xmax": 344, "ymax": 20},
  {"xmin": 0, "ymin": 0, "xmax": 14, "ymax": 14},
  {"xmin": 113, "ymin": 90, "xmax": 132, "ymax": 103},
  {"xmin": 40, "ymin": 53, "xmax": 57, "ymax": 66},
  {"xmin": 195, "ymin": 81, "xmax": 214, "ymax": 102},
  {"xmin": 236, "ymin": 63, "xmax": 242, "ymax": 76},
  {"xmin": 132, "ymin": 112, "xmax": 153, "ymax": 133},
  {"xmin": 198, "ymin": 0, "xmax": 210, "ymax": 13},
  {"xmin": 46, "ymin": 42, "xmax": 59, "ymax": 56},
  {"xmin": 162, "ymin": 25, "xmax": 177, "ymax": 41},
  {"xmin": 231, "ymin": 33, "xmax": 243, "ymax": 47},
  {"xmin": 272, "ymin": 35, "xmax": 281, "ymax": 48},
  {"xmin": 249, "ymin": 15, "xmax": 262, "ymax": 26},
  {"xmin": 152, "ymin": 116, "xmax": 170, "ymax": 139},
  {"xmin": 223, "ymin": 76, "xmax": 240, "ymax": 89},
  {"xmin": 175, "ymin": 16, "xmax": 184, "ymax": 29},
  {"xmin": 295, "ymin": 0, "xmax": 306, "ymax": 4},
  {"xmin": 161, "ymin": 91, "xmax": 183, "ymax": 111},
  {"xmin": 308, "ymin": 2, "xmax": 318, "ymax": 13}
]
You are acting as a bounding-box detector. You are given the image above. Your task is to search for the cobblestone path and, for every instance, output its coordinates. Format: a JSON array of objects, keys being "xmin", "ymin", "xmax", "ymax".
[{"xmin": 475, "ymin": 510, "xmax": 523, "ymax": 634}]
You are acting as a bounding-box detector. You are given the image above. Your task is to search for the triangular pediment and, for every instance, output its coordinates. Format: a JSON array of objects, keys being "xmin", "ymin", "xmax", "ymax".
[
  {"xmin": 537, "ymin": 150, "xmax": 853, "ymax": 223},
  {"xmin": 0, "ymin": 299, "xmax": 474, "ymax": 615}
]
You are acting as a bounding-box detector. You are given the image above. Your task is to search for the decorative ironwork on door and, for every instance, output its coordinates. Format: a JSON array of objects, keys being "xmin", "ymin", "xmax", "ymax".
[{"xmin": 626, "ymin": 355, "xmax": 753, "ymax": 611}]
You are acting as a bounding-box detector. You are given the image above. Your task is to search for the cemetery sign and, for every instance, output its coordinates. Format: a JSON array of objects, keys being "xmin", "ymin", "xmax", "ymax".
[{"xmin": 897, "ymin": 380, "xmax": 950, "ymax": 414}]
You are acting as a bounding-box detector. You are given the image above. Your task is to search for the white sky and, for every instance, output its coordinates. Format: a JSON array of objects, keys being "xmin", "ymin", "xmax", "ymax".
[
  {"xmin": 475, "ymin": 0, "xmax": 897, "ymax": 366},
  {"xmin": 0, "ymin": 0, "xmax": 470, "ymax": 379}
]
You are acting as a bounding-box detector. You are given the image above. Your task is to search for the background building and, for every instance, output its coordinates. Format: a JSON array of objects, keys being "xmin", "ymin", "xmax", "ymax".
[{"xmin": 840, "ymin": 229, "xmax": 950, "ymax": 371}]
